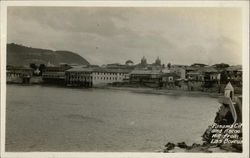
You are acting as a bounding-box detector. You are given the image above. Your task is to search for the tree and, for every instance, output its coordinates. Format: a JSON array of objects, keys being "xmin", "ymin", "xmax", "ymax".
[
  {"xmin": 167, "ymin": 63, "xmax": 171, "ymax": 69},
  {"xmin": 220, "ymin": 70, "xmax": 229, "ymax": 84},
  {"xmin": 190, "ymin": 63, "xmax": 207, "ymax": 67},
  {"xmin": 39, "ymin": 64, "xmax": 46, "ymax": 76},
  {"xmin": 213, "ymin": 63, "xmax": 230, "ymax": 69},
  {"xmin": 29, "ymin": 63, "xmax": 37, "ymax": 70},
  {"xmin": 125, "ymin": 60, "xmax": 134, "ymax": 65}
]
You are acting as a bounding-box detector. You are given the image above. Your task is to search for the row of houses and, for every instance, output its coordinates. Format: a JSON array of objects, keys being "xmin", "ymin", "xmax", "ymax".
[{"xmin": 6, "ymin": 58, "xmax": 242, "ymax": 92}]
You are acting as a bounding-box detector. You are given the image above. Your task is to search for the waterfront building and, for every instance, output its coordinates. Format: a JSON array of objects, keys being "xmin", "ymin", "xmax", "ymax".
[
  {"xmin": 129, "ymin": 69, "xmax": 162, "ymax": 87},
  {"xmin": 42, "ymin": 65, "xmax": 71, "ymax": 84},
  {"xmin": 186, "ymin": 66, "xmax": 222, "ymax": 92},
  {"xmin": 161, "ymin": 72, "xmax": 178, "ymax": 89},
  {"xmin": 65, "ymin": 67, "xmax": 131, "ymax": 87},
  {"xmin": 92, "ymin": 68, "xmax": 131, "ymax": 86},
  {"xmin": 186, "ymin": 70, "xmax": 204, "ymax": 91},
  {"xmin": 65, "ymin": 67, "xmax": 93, "ymax": 87},
  {"xmin": 6, "ymin": 66, "xmax": 33, "ymax": 83},
  {"xmin": 185, "ymin": 66, "xmax": 199, "ymax": 78},
  {"xmin": 170, "ymin": 67, "xmax": 186, "ymax": 79},
  {"xmin": 186, "ymin": 72, "xmax": 204, "ymax": 81},
  {"xmin": 202, "ymin": 67, "xmax": 221, "ymax": 88}
]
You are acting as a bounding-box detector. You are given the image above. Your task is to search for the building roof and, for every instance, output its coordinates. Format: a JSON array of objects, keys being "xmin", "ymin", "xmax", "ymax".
[
  {"xmin": 200, "ymin": 67, "xmax": 219, "ymax": 73},
  {"xmin": 225, "ymin": 82, "xmax": 234, "ymax": 91},
  {"xmin": 66, "ymin": 67, "xmax": 93, "ymax": 72},
  {"xmin": 130, "ymin": 69, "xmax": 161, "ymax": 75},
  {"xmin": 7, "ymin": 66, "xmax": 33, "ymax": 71},
  {"xmin": 92, "ymin": 68, "xmax": 131, "ymax": 73},
  {"xmin": 162, "ymin": 72, "xmax": 178, "ymax": 77},
  {"xmin": 171, "ymin": 64, "xmax": 188, "ymax": 68},
  {"xmin": 186, "ymin": 72, "xmax": 201, "ymax": 75},
  {"xmin": 185, "ymin": 66, "xmax": 199, "ymax": 71},
  {"xmin": 226, "ymin": 65, "xmax": 242, "ymax": 71},
  {"xmin": 66, "ymin": 67, "xmax": 131, "ymax": 73}
]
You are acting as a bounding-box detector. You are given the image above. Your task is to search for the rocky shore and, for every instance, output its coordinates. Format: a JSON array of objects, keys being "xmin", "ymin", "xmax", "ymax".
[
  {"xmin": 161, "ymin": 94, "xmax": 242, "ymax": 153},
  {"xmin": 162, "ymin": 141, "xmax": 242, "ymax": 153}
]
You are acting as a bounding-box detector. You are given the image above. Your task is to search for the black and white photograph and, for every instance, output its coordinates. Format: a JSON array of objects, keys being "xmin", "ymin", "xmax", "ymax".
[{"xmin": 0, "ymin": 1, "xmax": 249, "ymax": 158}]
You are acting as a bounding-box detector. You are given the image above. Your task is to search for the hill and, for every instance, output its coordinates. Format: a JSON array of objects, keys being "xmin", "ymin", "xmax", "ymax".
[{"xmin": 7, "ymin": 43, "xmax": 90, "ymax": 66}]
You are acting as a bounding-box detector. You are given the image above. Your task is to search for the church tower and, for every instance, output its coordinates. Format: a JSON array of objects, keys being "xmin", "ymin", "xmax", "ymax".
[
  {"xmin": 141, "ymin": 56, "xmax": 147, "ymax": 66},
  {"xmin": 155, "ymin": 57, "xmax": 161, "ymax": 66}
]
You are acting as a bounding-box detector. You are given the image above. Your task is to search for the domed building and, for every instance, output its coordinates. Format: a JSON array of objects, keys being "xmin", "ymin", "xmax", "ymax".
[{"xmin": 125, "ymin": 60, "xmax": 134, "ymax": 66}]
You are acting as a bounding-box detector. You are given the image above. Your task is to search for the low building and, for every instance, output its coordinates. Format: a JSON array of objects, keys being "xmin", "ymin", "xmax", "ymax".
[
  {"xmin": 65, "ymin": 67, "xmax": 93, "ymax": 87},
  {"xmin": 92, "ymin": 68, "xmax": 131, "ymax": 86},
  {"xmin": 65, "ymin": 67, "xmax": 131, "ymax": 87},
  {"xmin": 185, "ymin": 66, "xmax": 198, "ymax": 77},
  {"xmin": 161, "ymin": 72, "xmax": 179, "ymax": 89},
  {"xmin": 42, "ymin": 65, "xmax": 71, "ymax": 84},
  {"xmin": 6, "ymin": 66, "xmax": 33, "ymax": 84},
  {"xmin": 186, "ymin": 72, "xmax": 204, "ymax": 81},
  {"xmin": 186, "ymin": 71, "xmax": 204, "ymax": 91},
  {"xmin": 202, "ymin": 67, "xmax": 221, "ymax": 89},
  {"xmin": 129, "ymin": 69, "xmax": 162, "ymax": 87},
  {"xmin": 170, "ymin": 67, "xmax": 186, "ymax": 79}
]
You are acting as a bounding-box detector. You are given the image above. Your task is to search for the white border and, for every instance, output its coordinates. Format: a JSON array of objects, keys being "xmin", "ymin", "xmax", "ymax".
[{"xmin": 0, "ymin": 1, "xmax": 249, "ymax": 158}]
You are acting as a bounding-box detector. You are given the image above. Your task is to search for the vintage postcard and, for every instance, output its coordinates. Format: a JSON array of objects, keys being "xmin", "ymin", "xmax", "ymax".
[{"xmin": 0, "ymin": 1, "xmax": 249, "ymax": 158}]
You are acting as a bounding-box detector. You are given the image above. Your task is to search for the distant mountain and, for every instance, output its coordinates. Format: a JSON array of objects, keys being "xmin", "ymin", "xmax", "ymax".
[{"xmin": 7, "ymin": 43, "xmax": 90, "ymax": 66}]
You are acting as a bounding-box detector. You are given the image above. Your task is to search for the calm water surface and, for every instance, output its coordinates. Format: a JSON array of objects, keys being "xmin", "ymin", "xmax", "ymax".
[{"xmin": 6, "ymin": 84, "xmax": 219, "ymax": 152}]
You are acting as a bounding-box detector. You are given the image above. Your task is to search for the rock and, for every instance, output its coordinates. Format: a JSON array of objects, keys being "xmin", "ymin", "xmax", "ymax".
[
  {"xmin": 168, "ymin": 147, "xmax": 186, "ymax": 153},
  {"xmin": 164, "ymin": 142, "xmax": 175, "ymax": 150},
  {"xmin": 187, "ymin": 146, "xmax": 212, "ymax": 153},
  {"xmin": 177, "ymin": 142, "xmax": 188, "ymax": 148},
  {"xmin": 192, "ymin": 143, "xmax": 201, "ymax": 148},
  {"xmin": 202, "ymin": 125, "xmax": 213, "ymax": 143},
  {"xmin": 220, "ymin": 144, "xmax": 242, "ymax": 152},
  {"xmin": 232, "ymin": 144, "xmax": 242, "ymax": 152}
]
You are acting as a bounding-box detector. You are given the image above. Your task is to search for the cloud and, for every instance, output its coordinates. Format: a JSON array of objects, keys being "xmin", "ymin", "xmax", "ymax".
[{"xmin": 7, "ymin": 7, "xmax": 242, "ymax": 65}]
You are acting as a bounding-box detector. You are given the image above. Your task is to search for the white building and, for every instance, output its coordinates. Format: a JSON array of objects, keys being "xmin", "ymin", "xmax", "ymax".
[{"xmin": 92, "ymin": 68, "xmax": 130, "ymax": 86}]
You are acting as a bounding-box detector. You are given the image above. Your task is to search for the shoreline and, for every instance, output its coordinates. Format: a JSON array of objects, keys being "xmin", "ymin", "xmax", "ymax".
[
  {"xmin": 97, "ymin": 86, "xmax": 223, "ymax": 98},
  {"xmin": 7, "ymin": 83, "xmax": 223, "ymax": 98}
]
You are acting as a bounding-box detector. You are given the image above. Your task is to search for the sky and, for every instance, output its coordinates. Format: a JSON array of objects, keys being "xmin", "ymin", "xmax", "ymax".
[{"xmin": 7, "ymin": 7, "xmax": 242, "ymax": 65}]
